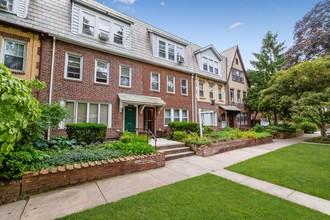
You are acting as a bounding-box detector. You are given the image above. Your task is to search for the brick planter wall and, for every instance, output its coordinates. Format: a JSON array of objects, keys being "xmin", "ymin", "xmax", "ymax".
[
  {"xmin": 0, "ymin": 153, "xmax": 165, "ymax": 205},
  {"xmin": 274, "ymin": 130, "xmax": 304, "ymax": 139},
  {"xmin": 190, "ymin": 136, "xmax": 273, "ymax": 157}
]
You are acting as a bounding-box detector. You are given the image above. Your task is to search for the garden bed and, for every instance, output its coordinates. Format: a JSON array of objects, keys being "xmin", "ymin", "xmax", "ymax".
[
  {"xmin": 189, "ymin": 136, "xmax": 273, "ymax": 157},
  {"xmin": 274, "ymin": 130, "xmax": 304, "ymax": 139},
  {"xmin": 0, "ymin": 152, "xmax": 165, "ymax": 205}
]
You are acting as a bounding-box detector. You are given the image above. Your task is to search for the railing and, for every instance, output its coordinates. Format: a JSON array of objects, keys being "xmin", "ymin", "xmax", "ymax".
[
  {"xmin": 147, "ymin": 129, "xmax": 157, "ymax": 148},
  {"xmin": 187, "ymin": 130, "xmax": 199, "ymax": 141}
]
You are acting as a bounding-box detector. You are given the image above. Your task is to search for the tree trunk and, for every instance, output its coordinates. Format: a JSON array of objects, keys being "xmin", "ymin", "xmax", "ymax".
[
  {"xmin": 320, "ymin": 125, "xmax": 326, "ymax": 139},
  {"xmin": 274, "ymin": 109, "xmax": 278, "ymax": 124}
]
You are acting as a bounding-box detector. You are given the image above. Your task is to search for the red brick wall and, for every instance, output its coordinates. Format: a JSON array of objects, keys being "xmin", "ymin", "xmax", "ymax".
[
  {"xmin": 39, "ymin": 38, "xmax": 193, "ymax": 138},
  {"xmin": 197, "ymin": 101, "xmax": 221, "ymax": 130},
  {"xmin": 0, "ymin": 153, "xmax": 165, "ymax": 205}
]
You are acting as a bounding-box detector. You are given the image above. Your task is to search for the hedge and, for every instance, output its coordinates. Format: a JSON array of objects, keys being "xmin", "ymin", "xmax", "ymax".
[{"xmin": 66, "ymin": 123, "xmax": 107, "ymax": 144}]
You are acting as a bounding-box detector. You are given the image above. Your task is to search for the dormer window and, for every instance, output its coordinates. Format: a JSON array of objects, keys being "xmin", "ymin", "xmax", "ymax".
[
  {"xmin": 203, "ymin": 57, "xmax": 208, "ymax": 71},
  {"xmin": 0, "ymin": 0, "xmax": 13, "ymax": 12},
  {"xmin": 202, "ymin": 56, "xmax": 219, "ymax": 75},
  {"xmin": 113, "ymin": 24, "xmax": 123, "ymax": 45},
  {"xmin": 99, "ymin": 18, "xmax": 110, "ymax": 37},
  {"xmin": 82, "ymin": 12, "xmax": 96, "ymax": 37},
  {"xmin": 157, "ymin": 37, "xmax": 185, "ymax": 63}
]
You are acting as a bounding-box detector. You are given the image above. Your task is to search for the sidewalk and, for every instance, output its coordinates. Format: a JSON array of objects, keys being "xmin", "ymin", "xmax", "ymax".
[{"xmin": 1, "ymin": 133, "xmax": 329, "ymax": 220}]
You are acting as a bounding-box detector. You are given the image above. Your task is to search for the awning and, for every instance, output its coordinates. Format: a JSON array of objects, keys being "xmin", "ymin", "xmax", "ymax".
[
  {"xmin": 118, "ymin": 93, "xmax": 166, "ymax": 113},
  {"xmin": 219, "ymin": 105, "xmax": 241, "ymax": 112}
]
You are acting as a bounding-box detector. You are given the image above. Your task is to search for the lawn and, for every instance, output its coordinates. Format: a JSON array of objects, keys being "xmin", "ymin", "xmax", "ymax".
[
  {"xmin": 227, "ymin": 143, "xmax": 330, "ymax": 200},
  {"xmin": 58, "ymin": 174, "xmax": 329, "ymax": 220}
]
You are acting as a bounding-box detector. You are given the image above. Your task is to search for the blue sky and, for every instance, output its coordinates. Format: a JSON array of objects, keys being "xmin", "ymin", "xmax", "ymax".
[{"xmin": 96, "ymin": 0, "xmax": 319, "ymax": 69}]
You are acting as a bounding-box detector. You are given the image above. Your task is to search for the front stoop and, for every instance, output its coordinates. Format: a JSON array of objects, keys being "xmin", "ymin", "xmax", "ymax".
[{"xmin": 156, "ymin": 143, "xmax": 195, "ymax": 161}]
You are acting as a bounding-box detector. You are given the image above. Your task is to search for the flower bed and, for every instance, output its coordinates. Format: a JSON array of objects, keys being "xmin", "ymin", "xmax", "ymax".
[
  {"xmin": 189, "ymin": 136, "xmax": 273, "ymax": 157},
  {"xmin": 0, "ymin": 152, "xmax": 165, "ymax": 205}
]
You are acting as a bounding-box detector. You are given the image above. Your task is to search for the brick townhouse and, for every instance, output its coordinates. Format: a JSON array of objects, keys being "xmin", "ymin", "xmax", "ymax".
[
  {"xmin": 0, "ymin": 0, "xmax": 250, "ymax": 138},
  {"xmin": 220, "ymin": 45, "xmax": 250, "ymax": 129}
]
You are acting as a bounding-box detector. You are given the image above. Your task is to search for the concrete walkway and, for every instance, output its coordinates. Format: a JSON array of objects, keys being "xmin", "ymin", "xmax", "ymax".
[{"xmin": 1, "ymin": 133, "xmax": 329, "ymax": 220}]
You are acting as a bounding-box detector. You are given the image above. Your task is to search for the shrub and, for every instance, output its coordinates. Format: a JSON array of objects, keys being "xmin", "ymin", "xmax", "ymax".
[
  {"xmin": 0, "ymin": 149, "xmax": 47, "ymax": 180},
  {"xmin": 173, "ymin": 131, "xmax": 186, "ymax": 142},
  {"xmin": 105, "ymin": 142, "xmax": 156, "ymax": 155},
  {"xmin": 252, "ymin": 123, "xmax": 265, "ymax": 133},
  {"xmin": 119, "ymin": 132, "xmax": 148, "ymax": 144},
  {"xmin": 208, "ymin": 131, "xmax": 232, "ymax": 141},
  {"xmin": 299, "ymin": 122, "xmax": 318, "ymax": 134},
  {"xmin": 231, "ymin": 129, "xmax": 244, "ymax": 140},
  {"xmin": 241, "ymin": 131, "xmax": 257, "ymax": 139},
  {"xmin": 255, "ymin": 132, "xmax": 273, "ymax": 139},
  {"xmin": 49, "ymin": 136, "xmax": 76, "ymax": 151},
  {"xmin": 305, "ymin": 136, "xmax": 330, "ymax": 144},
  {"xmin": 66, "ymin": 123, "xmax": 107, "ymax": 144},
  {"xmin": 186, "ymin": 136, "xmax": 213, "ymax": 146},
  {"xmin": 168, "ymin": 121, "xmax": 199, "ymax": 132},
  {"xmin": 222, "ymin": 126, "xmax": 233, "ymax": 132},
  {"xmin": 203, "ymin": 126, "xmax": 214, "ymax": 135}
]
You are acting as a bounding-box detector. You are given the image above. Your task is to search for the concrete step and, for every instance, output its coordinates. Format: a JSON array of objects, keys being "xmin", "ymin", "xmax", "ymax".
[
  {"xmin": 156, "ymin": 143, "xmax": 186, "ymax": 150},
  {"xmin": 158, "ymin": 147, "xmax": 191, "ymax": 155},
  {"xmin": 165, "ymin": 151, "xmax": 195, "ymax": 161}
]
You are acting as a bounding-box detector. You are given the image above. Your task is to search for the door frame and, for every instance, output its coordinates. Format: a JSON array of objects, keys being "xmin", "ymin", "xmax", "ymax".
[
  {"xmin": 143, "ymin": 107, "xmax": 156, "ymax": 134},
  {"xmin": 123, "ymin": 105, "xmax": 138, "ymax": 133}
]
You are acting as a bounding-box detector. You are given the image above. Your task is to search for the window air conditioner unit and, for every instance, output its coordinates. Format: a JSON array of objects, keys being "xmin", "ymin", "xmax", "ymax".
[
  {"xmin": 177, "ymin": 55, "xmax": 184, "ymax": 63},
  {"xmin": 98, "ymin": 32, "xmax": 109, "ymax": 41},
  {"xmin": 0, "ymin": 0, "xmax": 8, "ymax": 10},
  {"xmin": 210, "ymin": 99, "xmax": 215, "ymax": 105}
]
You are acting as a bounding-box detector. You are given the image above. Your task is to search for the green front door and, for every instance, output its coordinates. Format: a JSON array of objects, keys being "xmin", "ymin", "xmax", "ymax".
[{"xmin": 124, "ymin": 106, "xmax": 136, "ymax": 133}]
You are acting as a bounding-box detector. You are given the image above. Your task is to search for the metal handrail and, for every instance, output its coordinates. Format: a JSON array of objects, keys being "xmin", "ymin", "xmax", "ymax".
[
  {"xmin": 147, "ymin": 129, "xmax": 157, "ymax": 148},
  {"xmin": 187, "ymin": 130, "xmax": 198, "ymax": 139}
]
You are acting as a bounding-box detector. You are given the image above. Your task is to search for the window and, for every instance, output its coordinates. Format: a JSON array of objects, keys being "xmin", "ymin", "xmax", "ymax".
[
  {"xmin": 230, "ymin": 88, "xmax": 234, "ymax": 102},
  {"xmin": 64, "ymin": 101, "xmax": 112, "ymax": 127},
  {"xmin": 1, "ymin": 0, "xmax": 13, "ymax": 12},
  {"xmin": 199, "ymin": 82, "xmax": 204, "ymax": 98},
  {"xmin": 237, "ymin": 113, "xmax": 241, "ymax": 126},
  {"xmin": 164, "ymin": 109, "xmax": 189, "ymax": 126},
  {"xmin": 99, "ymin": 18, "xmax": 110, "ymax": 37},
  {"xmin": 167, "ymin": 76, "xmax": 175, "ymax": 93},
  {"xmin": 244, "ymin": 113, "xmax": 248, "ymax": 125},
  {"xmin": 209, "ymin": 84, "xmax": 214, "ymax": 99},
  {"xmin": 232, "ymin": 69, "xmax": 244, "ymax": 83},
  {"xmin": 120, "ymin": 65, "xmax": 131, "ymax": 87},
  {"xmin": 209, "ymin": 59, "xmax": 213, "ymax": 73},
  {"xmin": 214, "ymin": 61, "xmax": 219, "ymax": 74},
  {"xmin": 3, "ymin": 39, "xmax": 26, "ymax": 72},
  {"xmin": 95, "ymin": 60, "xmax": 109, "ymax": 84},
  {"xmin": 237, "ymin": 113, "xmax": 248, "ymax": 126},
  {"xmin": 236, "ymin": 58, "xmax": 239, "ymax": 65},
  {"xmin": 218, "ymin": 85, "xmax": 222, "ymax": 100},
  {"xmin": 201, "ymin": 111, "xmax": 217, "ymax": 126},
  {"xmin": 202, "ymin": 57, "xmax": 208, "ymax": 71},
  {"xmin": 113, "ymin": 23, "xmax": 123, "ymax": 45},
  {"xmin": 151, "ymin": 72, "xmax": 160, "ymax": 91},
  {"xmin": 158, "ymin": 40, "xmax": 166, "ymax": 58},
  {"xmin": 157, "ymin": 38, "xmax": 185, "ymax": 63},
  {"xmin": 81, "ymin": 12, "xmax": 95, "ymax": 37},
  {"xmin": 237, "ymin": 90, "xmax": 241, "ymax": 103},
  {"xmin": 181, "ymin": 79, "xmax": 188, "ymax": 95},
  {"xmin": 65, "ymin": 53, "xmax": 83, "ymax": 80},
  {"xmin": 243, "ymin": 91, "xmax": 247, "ymax": 101}
]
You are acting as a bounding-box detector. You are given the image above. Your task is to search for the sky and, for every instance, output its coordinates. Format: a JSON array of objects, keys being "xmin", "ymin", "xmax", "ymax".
[{"xmin": 96, "ymin": 0, "xmax": 320, "ymax": 70}]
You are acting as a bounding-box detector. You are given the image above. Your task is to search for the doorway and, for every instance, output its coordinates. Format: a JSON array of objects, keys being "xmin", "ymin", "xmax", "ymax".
[
  {"xmin": 144, "ymin": 107, "xmax": 155, "ymax": 134},
  {"xmin": 124, "ymin": 106, "xmax": 136, "ymax": 133}
]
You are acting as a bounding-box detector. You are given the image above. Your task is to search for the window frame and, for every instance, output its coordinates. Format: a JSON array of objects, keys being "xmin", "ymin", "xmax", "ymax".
[
  {"xmin": 113, "ymin": 23, "xmax": 124, "ymax": 45},
  {"xmin": 237, "ymin": 90, "xmax": 241, "ymax": 103},
  {"xmin": 119, "ymin": 65, "xmax": 132, "ymax": 88},
  {"xmin": 0, "ymin": 0, "xmax": 16, "ymax": 13},
  {"xmin": 2, "ymin": 38, "xmax": 27, "ymax": 72},
  {"xmin": 150, "ymin": 72, "xmax": 160, "ymax": 92},
  {"xmin": 64, "ymin": 52, "xmax": 83, "ymax": 81},
  {"xmin": 164, "ymin": 108, "xmax": 189, "ymax": 126},
  {"xmin": 94, "ymin": 59, "xmax": 110, "ymax": 84},
  {"xmin": 230, "ymin": 88, "xmax": 234, "ymax": 103},
  {"xmin": 156, "ymin": 37, "xmax": 185, "ymax": 63},
  {"xmin": 200, "ymin": 111, "xmax": 217, "ymax": 126},
  {"xmin": 181, "ymin": 78, "xmax": 188, "ymax": 96},
  {"xmin": 218, "ymin": 84, "xmax": 222, "ymax": 100},
  {"xmin": 167, "ymin": 75, "xmax": 175, "ymax": 94},
  {"xmin": 209, "ymin": 84, "xmax": 214, "ymax": 99}
]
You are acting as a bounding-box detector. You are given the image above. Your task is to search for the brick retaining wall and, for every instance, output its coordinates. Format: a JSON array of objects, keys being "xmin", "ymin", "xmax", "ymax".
[
  {"xmin": 0, "ymin": 153, "xmax": 165, "ymax": 205},
  {"xmin": 190, "ymin": 137, "xmax": 273, "ymax": 157},
  {"xmin": 274, "ymin": 130, "xmax": 304, "ymax": 139}
]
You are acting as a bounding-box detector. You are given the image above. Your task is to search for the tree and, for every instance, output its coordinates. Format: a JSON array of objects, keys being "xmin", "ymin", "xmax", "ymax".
[
  {"xmin": 286, "ymin": 0, "xmax": 330, "ymax": 67},
  {"xmin": 262, "ymin": 56, "xmax": 330, "ymax": 138},
  {"xmin": 245, "ymin": 31, "xmax": 286, "ymax": 123},
  {"xmin": 0, "ymin": 64, "xmax": 44, "ymax": 154}
]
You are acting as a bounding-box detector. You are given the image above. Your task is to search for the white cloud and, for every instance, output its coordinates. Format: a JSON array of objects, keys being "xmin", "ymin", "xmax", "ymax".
[
  {"xmin": 229, "ymin": 22, "xmax": 244, "ymax": 30},
  {"xmin": 160, "ymin": 1, "xmax": 165, "ymax": 6},
  {"xmin": 114, "ymin": 0, "xmax": 136, "ymax": 5}
]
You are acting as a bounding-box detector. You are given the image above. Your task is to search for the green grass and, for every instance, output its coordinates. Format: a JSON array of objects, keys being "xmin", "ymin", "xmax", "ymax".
[
  {"xmin": 227, "ymin": 143, "xmax": 330, "ymax": 200},
  {"xmin": 58, "ymin": 174, "xmax": 329, "ymax": 220}
]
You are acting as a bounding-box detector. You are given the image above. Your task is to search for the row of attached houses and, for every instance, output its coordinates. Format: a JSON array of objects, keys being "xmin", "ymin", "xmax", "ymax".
[{"xmin": 0, "ymin": 0, "xmax": 250, "ymax": 138}]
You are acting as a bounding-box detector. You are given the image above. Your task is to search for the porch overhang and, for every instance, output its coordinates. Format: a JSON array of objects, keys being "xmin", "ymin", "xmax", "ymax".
[
  {"xmin": 118, "ymin": 93, "xmax": 166, "ymax": 113},
  {"xmin": 219, "ymin": 105, "xmax": 241, "ymax": 112}
]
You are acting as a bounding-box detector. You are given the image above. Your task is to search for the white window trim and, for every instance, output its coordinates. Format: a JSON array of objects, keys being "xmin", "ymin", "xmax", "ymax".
[
  {"xmin": 0, "ymin": 0, "xmax": 17, "ymax": 14},
  {"xmin": 119, "ymin": 65, "xmax": 132, "ymax": 88},
  {"xmin": 180, "ymin": 78, "xmax": 188, "ymax": 96},
  {"xmin": 156, "ymin": 36, "xmax": 185, "ymax": 63},
  {"xmin": 78, "ymin": 8, "xmax": 126, "ymax": 48},
  {"xmin": 1, "ymin": 38, "xmax": 27, "ymax": 72},
  {"xmin": 167, "ymin": 75, "xmax": 175, "ymax": 94},
  {"xmin": 230, "ymin": 88, "xmax": 235, "ymax": 103},
  {"xmin": 201, "ymin": 55, "xmax": 219, "ymax": 75},
  {"xmin": 209, "ymin": 84, "xmax": 214, "ymax": 99},
  {"xmin": 237, "ymin": 90, "xmax": 241, "ymax": 103},
  {"xmin": 94, "ymin": 59, "xmax": 110, "ymax": 85},
  {"xmin": 200, "ymin": 110, "xmax": 217, "ymax": 126},
  {"xmin": 218, "ymin": 85, "xmax": 223, "ymax": 100},
  {"xmin": 199, "ymin": 82, "xmax": 205, "ymax": 98},
  {"xmin": 64, "ymin": 52, "xmax": 83, "ymax": 81},
  {"xmin": 164, "ymin": 108, "xmax": 189, "ymax": 126},
  {"xmin": 62, "ymin": 100, "xmax": 112, "ymax": 128},
  {"xmin": 150, "ymin": 72, "xmax": 160, "ymax": 92}
]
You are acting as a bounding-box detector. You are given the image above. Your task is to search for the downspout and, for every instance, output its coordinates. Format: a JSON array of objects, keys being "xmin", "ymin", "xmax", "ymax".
[
  {"xmin": 191, "ymin": 74, "xmax": 195, "ymax": 122},
  {"xmin": 36, "ymin": 33, "xmax": 44, "ymax": 100},
  {"xmin": 47, "ymin": 36, "xmax": 56, "ymax": 140}
]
